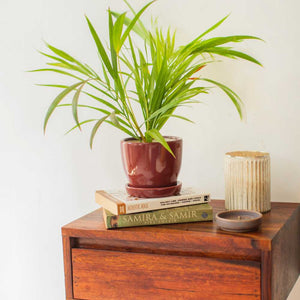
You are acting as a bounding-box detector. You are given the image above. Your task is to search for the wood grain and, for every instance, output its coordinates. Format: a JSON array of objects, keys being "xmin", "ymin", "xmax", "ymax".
[
  {"xmin": 72, "ymin": 248, "xmax": 261, "ymax": 300},
  {"xmin": 62, "ymin": 200, "xmax": 300, "ymax": 300},
  {"xmin": 261, "ymin": 250, "xmax": 272, "ymax": 300},
  {"xmin": 272, "ymin": 206, "xmax": 300, "ymax": 300},
  {"xmin": 62, "ymin": 201, "xmax": 298, "ymax": 253},
  {"xmin": 73, "ymin": 235, "xmax": 261, "ymax": 261},
  {"xmin": 62, "ymin": 236, "xmax": 74, "ymax": 299}
]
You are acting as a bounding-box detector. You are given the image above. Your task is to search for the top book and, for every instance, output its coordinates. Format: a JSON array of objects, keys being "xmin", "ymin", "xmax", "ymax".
[{"xmin": 95, "ymin": 188, "xmax": 210, "ymax": 215}]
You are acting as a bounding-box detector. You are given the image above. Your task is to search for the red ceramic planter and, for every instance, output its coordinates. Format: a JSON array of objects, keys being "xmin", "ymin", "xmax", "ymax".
[{"xmin": 121, "ymin": 136, "xmax": 182, "ymax": 197}]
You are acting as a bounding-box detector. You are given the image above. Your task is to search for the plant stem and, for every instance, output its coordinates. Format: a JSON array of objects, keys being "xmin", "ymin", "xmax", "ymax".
[{"xmin": 117, "ymin": 56, "xmax": 146, "ymax": 142}]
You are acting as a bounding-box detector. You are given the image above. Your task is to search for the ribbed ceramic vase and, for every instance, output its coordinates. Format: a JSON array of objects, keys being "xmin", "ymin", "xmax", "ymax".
[{"xmin": 225, "ymin": 151, "xmax": 271, "ymax": 213}]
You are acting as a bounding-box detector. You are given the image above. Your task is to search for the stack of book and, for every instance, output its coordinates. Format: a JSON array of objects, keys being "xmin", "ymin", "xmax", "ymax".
[{"xmin": 95, "ymin": 188, "xmax": 212, "ymax": 229}]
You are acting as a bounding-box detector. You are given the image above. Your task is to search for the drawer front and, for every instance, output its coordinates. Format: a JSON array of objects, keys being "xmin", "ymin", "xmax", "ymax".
[{"xmin": 72, "ymin": 248, "xmax": 260, "ymax": 300}]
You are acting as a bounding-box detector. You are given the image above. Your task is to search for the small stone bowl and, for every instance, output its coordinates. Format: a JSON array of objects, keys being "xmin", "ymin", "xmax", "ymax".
[{"xmin": 216, "ymin": 210, "xmax": 263, "ymax": 232}]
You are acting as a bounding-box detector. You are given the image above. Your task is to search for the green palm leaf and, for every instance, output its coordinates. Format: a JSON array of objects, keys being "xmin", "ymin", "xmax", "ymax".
[
  {"xmin": 85, "ymin": 16, "xmax": 114, "ymax": 77},
  {"xmin": 34, "ymin": 0, "xmax": 262, "ymax": 152},
  {"xmin": 205, "ymin": 47, "xmax": 262, "ymax": 66},
  {"xmin": 43, "ymin": 81, "xmax": 85, "ymax": 133},
  {"xmin": 192, "ymin": 35, "xmax": 263, "ymax": 53},
  {"xmin": 113, "ymin": 12, "xmax": 126, "ymax": 52},
  {"xmin": 58, "ymin": 104, "xmax": 110, "ymax": 115},
  {"xmin": 197, "ymin": 14, "xmax": 230, "ymax": 39},
  {"xmin": 119, "ymin": 1, "xmax": 156, "ymax": 49},
  {"xmin": 28, "ymin": 68, "xmax": 82, "ymax": 80},
  {"xmin": 145, "ymin": 129, "xmax": 175, "ymax": 157},
  {"xmin": 72, "ymin": 82, "xmax": 86, "ymax": 130},
  {"xmin": 201, "ymin": 78, "xmax": 243, "ymax": 119},
  {"xmin": 46, "ymin": 43, "xmax": 97, "ymax": 77},
  {"xmin": 90, "ymin": 116, "xmax": 109, "ymax": 148},
  {"xmin": 65, "ymin": 119, "xmax": 97, "ymax": 134}
]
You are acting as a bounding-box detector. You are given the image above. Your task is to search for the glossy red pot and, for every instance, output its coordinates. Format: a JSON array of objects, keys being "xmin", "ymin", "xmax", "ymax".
[{"xmin": 121, "ymin": 136, "xmax": 182, "ymax": 197}]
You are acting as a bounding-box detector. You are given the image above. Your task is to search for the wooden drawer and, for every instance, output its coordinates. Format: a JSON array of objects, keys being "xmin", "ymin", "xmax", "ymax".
[
  {"xmin": 63, "ymin": 202, "xmax": 300, "ymax": 300},
  {"xmin": 72, "ymin": 248, "xmax": 261, "ymax": 300}
]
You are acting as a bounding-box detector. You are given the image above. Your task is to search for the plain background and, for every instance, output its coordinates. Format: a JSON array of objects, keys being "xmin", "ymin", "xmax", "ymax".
[{"xmin": 0, "ymin": 0, "xmax": 299, "ymax": 299}]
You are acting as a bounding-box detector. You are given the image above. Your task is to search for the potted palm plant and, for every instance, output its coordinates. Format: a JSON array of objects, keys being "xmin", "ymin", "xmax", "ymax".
[{"xmin": 32, "ymin": 0, "xmax": 262, "ymax": 197}]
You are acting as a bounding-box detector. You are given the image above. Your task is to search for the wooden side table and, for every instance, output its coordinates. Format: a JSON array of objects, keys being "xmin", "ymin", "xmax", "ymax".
[{"xmin": 62, "ymin": 200, "xmax": 300, "ymax": 300}]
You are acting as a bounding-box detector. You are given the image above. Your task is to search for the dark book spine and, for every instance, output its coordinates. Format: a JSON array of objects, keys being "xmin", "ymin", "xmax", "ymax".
[{"xmin": 103, "ymin": 204, "xmax": 212, "ymax": 229}]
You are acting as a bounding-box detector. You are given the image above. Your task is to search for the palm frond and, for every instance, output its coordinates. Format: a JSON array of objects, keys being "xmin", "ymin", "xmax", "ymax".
[{"xmin": 34, "ymin": 0, "xmax": 262, "ymax": 151}]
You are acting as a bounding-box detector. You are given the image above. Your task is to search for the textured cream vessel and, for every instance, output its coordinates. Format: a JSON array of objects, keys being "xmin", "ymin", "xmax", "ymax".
[{"xmin": 225, "ymin": 151, "xmax": 271, "ymax": 213}]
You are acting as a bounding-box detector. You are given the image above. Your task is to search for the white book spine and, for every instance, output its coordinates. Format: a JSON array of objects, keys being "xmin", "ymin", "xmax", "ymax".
[{"xmin": 124, "ymin": 194, "xmax": 210, "ymax": 214}]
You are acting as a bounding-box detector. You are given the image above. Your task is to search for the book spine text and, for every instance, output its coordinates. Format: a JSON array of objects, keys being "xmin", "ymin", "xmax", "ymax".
[
  {"xmin": 104, "ymin": 204, "xmax": 212, "ymax": 229},
  {"xmin": 125, "ymin": 194, "xmax": 210, "ymax": 214}
]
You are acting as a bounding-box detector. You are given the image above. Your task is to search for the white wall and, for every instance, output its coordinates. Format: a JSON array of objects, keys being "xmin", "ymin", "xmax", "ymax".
[{"xmin": 0, "ymin": 0, "xmax": 299, "ymax": 299}]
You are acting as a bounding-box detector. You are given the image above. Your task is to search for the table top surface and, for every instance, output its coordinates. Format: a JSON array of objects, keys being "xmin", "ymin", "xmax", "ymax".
[{"xmin": 62, "ymin": 200, "xmax": 299, "ymax": 251}]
